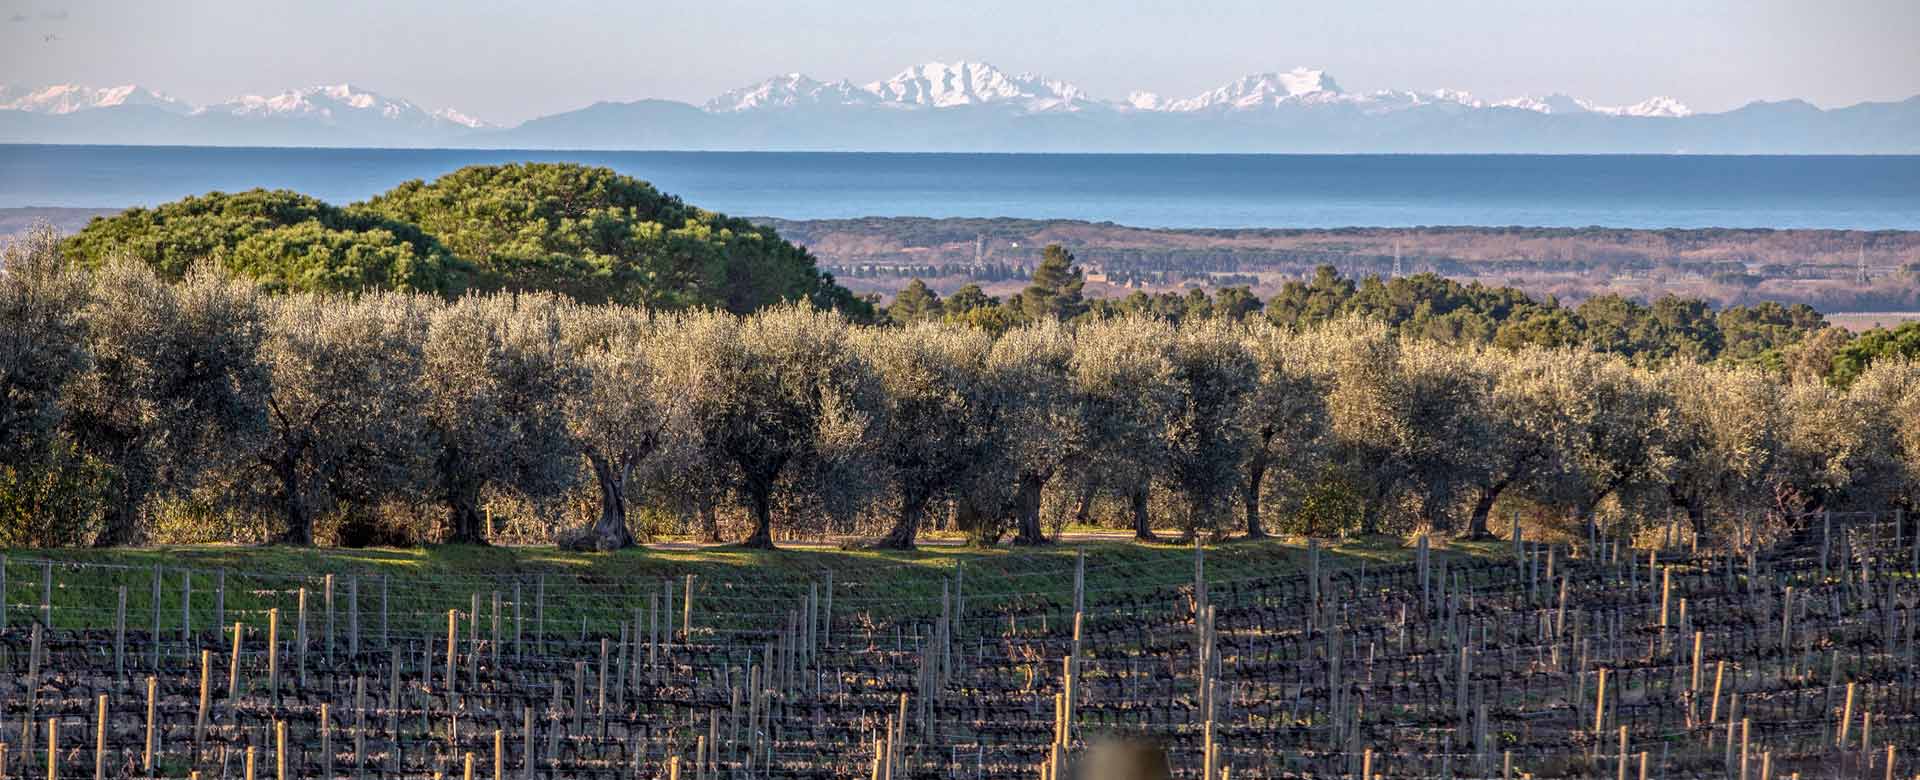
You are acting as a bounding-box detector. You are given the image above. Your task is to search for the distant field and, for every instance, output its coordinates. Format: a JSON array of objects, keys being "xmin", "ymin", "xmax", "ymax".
[{"xmin": 1827, "ymin": 311, "xmax": 1920, "ymax": 331}]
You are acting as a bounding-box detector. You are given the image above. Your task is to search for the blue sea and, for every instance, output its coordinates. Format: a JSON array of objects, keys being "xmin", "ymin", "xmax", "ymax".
[{"xmin": 3, "ymin": 145, "xmax": 1917, "ymax": 229}]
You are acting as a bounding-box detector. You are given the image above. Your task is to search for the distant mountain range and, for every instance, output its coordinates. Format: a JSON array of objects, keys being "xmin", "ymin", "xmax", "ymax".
[{"xmin": 5, "ymin": 62, "xmax": 1917, "ymax": 152}]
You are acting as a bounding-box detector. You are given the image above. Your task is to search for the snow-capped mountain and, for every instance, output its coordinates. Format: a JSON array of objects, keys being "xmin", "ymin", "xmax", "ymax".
[
  {"xmin": 1158, "ymin": 68, "xmax": 1344, "ymax": 111},
  {"xmin": 201, "ymin": 84, "xmax": 495, "ymax": 129},
  {"xmin": 861, "ymin": 61, "xmax": 1096, "ymax": 111},
  {"xmin": 1, "ymin": 66, "xmax": 1908, "ymax": 152},
  {"xmin": 1495, "ymin": 93, "xmax": 1692, "ymax": 118},
  {"xmin": 704, "ymin": 73, "xmax": 880, "ymax": 112},
  {"xmin": 0, "ymin": 84, "xmax": 191, "ymax": 114}
]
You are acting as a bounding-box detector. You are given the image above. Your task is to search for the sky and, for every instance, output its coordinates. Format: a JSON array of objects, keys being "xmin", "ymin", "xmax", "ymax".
[{"xmin": 3, "ymin": 0, "xmax": 1917, "ymax": 124}]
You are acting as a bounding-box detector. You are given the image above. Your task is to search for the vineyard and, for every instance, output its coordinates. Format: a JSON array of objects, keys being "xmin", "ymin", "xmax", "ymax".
[{"xmin": 1, "ymin": 515, "xmax": 1916, "ymax": 780}]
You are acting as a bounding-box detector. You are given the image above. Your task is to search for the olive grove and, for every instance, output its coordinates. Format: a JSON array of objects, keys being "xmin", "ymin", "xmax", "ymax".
[{"xmin": 6, "ymin": 226, "xmax": 1920, "ymax": 550}]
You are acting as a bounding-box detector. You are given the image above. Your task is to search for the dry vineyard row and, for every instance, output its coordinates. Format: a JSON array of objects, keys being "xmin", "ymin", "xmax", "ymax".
[{"xmin": 0, "ymin": 513, "xmax": 1917, "ymax": 779}]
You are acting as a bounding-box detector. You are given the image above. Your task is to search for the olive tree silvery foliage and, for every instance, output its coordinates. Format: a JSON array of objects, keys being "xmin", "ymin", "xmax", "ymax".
[
  {"xmin": 68, "ymin": 259, "xmax": 269, "ymax": 546},
  {"xmin": 422, "ymin": 293, "xmax": 584, "ymax": 545},
  {"xmin": 557, "ymin": 304, "xmax": 667, "ymax": 550},
  {"xmin": 1658, "ymin": 362, "xmax": 1780, "ymax": 543},
  {"xmin": 1162, "ymin": 318, "xmax": 1259, "ymax": 538},
  {"xmin": 1071, "ymin": 316, "xmax": 1180, "ymax": 541},
  {"xmin": 247, "ymin": 292, "xmax": 432, "ymax": 545},
  {"xmin": 0, "ymin": 225, "xmax": 88, "ymax": 466},
  {"xmin": 856, "ymin": 321, "xmax": 995, "ymax": 550},
  {"xmin": 0, "ymin": 225, "xmax": 96, "ymax": 545},
  {"xmin": 1845, "ymin": 359, "xmax": 1920, "ymax": 509},
  {"xmin": 672, "ymin": 305, "xmax": 879, "ymax": 549},
  {"xmin": 967, "ymin": 319, "xmax": 1078, "ymax": 546},
  {"xmin": 1454, "ymin": 348, "xmax": 1590, "ymax": 538},
  {"xmin": 1238, "ymin": 322, "xmax": 1331, "ymax": 538}
]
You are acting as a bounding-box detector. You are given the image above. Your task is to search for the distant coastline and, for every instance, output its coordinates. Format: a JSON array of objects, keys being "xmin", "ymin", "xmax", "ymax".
[{"xmin": 3, "ymin": 146, "xmax": 1916, "ymax": 230}]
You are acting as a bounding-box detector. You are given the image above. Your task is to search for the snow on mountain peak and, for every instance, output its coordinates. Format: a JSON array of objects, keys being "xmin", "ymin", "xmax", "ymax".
[
  {"xmin": 1160, "ymin": 68, "xmax": 1343, "ymax": 111},
  {"xmin": 1606, "ymin": 96, "xmax": 1692, "ymax": 118},
  {"xmin": 1494, "ymin": 93, "xmax": 1691, "ymax": 118},
  {"xmin": 861, "ymin": 61, "xmax": 1095, "ymax": 111},
  {"xmin": 705, "ymin": 72, "xmax": 878, "ymax": 112},
  {"xmin": 0, "ymin": 83, "xmax": 190, "ymax": 114},
  {"xmin": 201, "ymin": 84, "xmax": 493, "ymax": 128},
  {"xmin": 1125, "ymin": 91, "xmax": 1165, "ymax": 111}
]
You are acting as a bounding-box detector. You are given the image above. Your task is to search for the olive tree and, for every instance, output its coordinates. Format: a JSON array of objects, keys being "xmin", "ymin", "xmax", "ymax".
[
  {"xmin": 971, "ymin": 320, "xmax": 1078, "ymax": 545},
  {"xmin": 1238, "ymin": 322, "xmax": 1331, "ymax": 538},
  {"xmin": 1550, "ymin": 356, "xmax": 1671, "ymax": 543},
  {"xmin": 422, "ymin": 293, "xmax": 583, "ymax": 545},
  {"xmin": 1322, "ymin": 324, "xmax": 1487, "ymax": 537},
  {"xmin": 0, "ymin": 226, "xmax": 96, "ymax": 546},
  {"xmin": 1072, "ymin": 316, "xmax": 1180, "ymax": 541},
  {"xmin": 1163, "ymin": 318, "xmax": 1258, "ymax": 538},
  {"xmin": 858, "ymin": 322, "xmax": 995, "ymax": 550},
  {"xmin": 1846, "ymin": 359, "xmax": 1920, "ymax": 509},
  {"xmin": 1659, "ymin": 362, "xmax": 1781, "ymax": 544},
  {"xmin": 0, "ymin": 225, "xmax": 88, "ymax": 464},
  {"xmin": 675, "ymin": 305, "xmax": 879, "ymax": 549},
  {"xmin": 250, "ymin": 293, "xmax": 432, "ymax": 545},
  {"xmin": 68, "ymin": 260, "xmax": 268, "ymax": 546},
  {"xmin": 1455, "ymin": 348, "xmax": 1591, "ymax": 538},
  {"xmin": 557, "ymin": 305, "xmax": 669, "ymax": 550}
]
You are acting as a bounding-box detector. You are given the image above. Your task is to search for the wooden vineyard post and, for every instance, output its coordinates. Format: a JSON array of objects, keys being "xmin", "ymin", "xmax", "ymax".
[
  {"xmin": 228, "ymin": 621, "xmax": 244, "ymax": 702},
  {"xmin": 143, "ymin": 676, "xmax": 156, "ymax": 774},
  {"xmin": 1840, "ymin": 681, "xmax": 1856, "ymax": 746},
  {"xmin": 493, "ymin": 729, "xmax": 504, "ymax": 780},
  {"xmin": 275, "ymin": 720, "xmax": 287, "ymax": 780},
  {"xmin": 244, "ymin": 746, "xmax": 255, "ymax": 780},
  {"xmin": 1739, "ymin": 718, "xmax": 1750, "ymax": 780},
  {"xmin": 1616, "ymin": 725, "xmax": 1627, "ymax": 780},
  {"xmin": 150, "ymin": 564, "xmax": 162, "ymax": 670},
  {"xmin": 267, "ymin": 608, "xmax": 280, "ymax": 708},
  {"xmin": 115, "ymin": 587, "xmax": 127, "ymax": 682},
  {"xmin": 183, "ymin": 569, "xmax": 193, "ymax": 643},
  {"xmin": 380, "ymin": 575, "xmax": 390, "ymax": 648},
  {"xmin": 196, "ymin": 650, "xmax": 211, "ymax": 760},
  {"xmin": 1594, "ymin": 667, "xmax": 1608, "ymax": 739},
  {"xmin": 321, "ymin": 703, "xmax": 333, "ymax": 780},
  {"xmin": 324, "ymin": 574, "xmax": 335, "ymax": 663},
  {"xmin": 297, "ymin": 587, "xmax": 308, "ymax": 687},
  {"xmin": 446, "ymin": 609, "xmax": 459, "ymax": 697},
  {"xmin": 93, "ymin": 695, "xmax": 106, "ymax": 780},
  {"xmin": 683, "ymin": 574, "xmax": 694, "ymax": 641},
  {"xmin": 48, "ymin": 717, "xmax": 58, "ymax": 780},
  {"xmin": 349, "ymin": 575, "xmax": 360, "ymax": 658}
]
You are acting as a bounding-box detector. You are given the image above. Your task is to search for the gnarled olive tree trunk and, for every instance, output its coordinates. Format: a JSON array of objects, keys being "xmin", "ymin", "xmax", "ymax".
[{"xmin": 1011, "ymin": 472, "xmax": 1051, "ymax": 546}]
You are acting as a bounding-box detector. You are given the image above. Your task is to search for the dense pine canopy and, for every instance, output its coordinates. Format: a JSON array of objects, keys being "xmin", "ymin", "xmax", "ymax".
[
  {"xmin": 362, "ymin": 163, "xmax": 861, "ymax": 313},
  {"xmin": 61, "ymin": 189, "xmax": 463, "ymax": 295},
  {"xmin": 59, "ymin": 163, "xmax": 870, "ymax": 317}
]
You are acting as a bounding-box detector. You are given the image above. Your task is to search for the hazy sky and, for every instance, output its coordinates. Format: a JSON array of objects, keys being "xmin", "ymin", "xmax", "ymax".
[{"xmin": 4, "ymin": 0, "xmax": 1917, "ymax": 124}]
